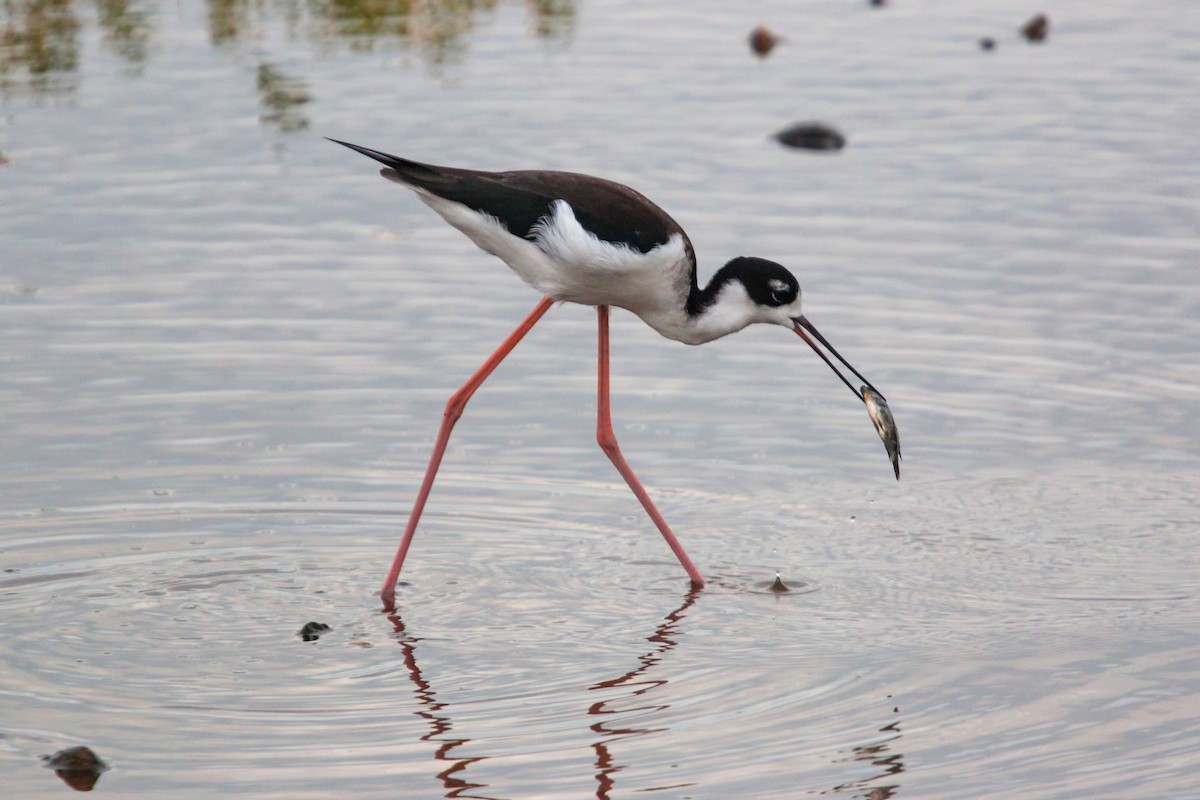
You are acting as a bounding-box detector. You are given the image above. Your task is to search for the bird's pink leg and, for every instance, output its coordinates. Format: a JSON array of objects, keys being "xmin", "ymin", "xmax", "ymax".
[
  {"xmin": 381, "ymin": 295, "xmax": 555, "ymax": 610},
  {"xmin": 595, "ymin": 306, "xmax": 706, "ymax": 588}
]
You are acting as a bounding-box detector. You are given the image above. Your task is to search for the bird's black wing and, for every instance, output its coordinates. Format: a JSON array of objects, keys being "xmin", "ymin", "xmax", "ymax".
[{"xmin": 328, "ymin": 139, "xmax": 693, "ymax": 258}]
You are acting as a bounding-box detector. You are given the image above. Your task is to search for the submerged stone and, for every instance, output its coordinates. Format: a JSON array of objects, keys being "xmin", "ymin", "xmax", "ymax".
[
  {"xmin": 775, "ymin": 122, "xmax": 846, "ymax": 151},
  {"xmin": 749, "ymin": 26, "xmax": 781, "ymax": 58},
  {"xmin": 42, "ymin": 746, "xmax": 109, "ymax": 791},
  {"xmin": 298, "ymin": 621, "xmax": 332, "ymax": 641},
  {"xmin": 1022, "ymin": 14, "xmax": 1049, "ymax": 42}
]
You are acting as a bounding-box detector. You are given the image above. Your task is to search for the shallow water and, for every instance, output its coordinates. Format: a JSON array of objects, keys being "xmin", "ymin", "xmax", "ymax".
[{"xmin": 3, "ymin": 0, "xmax": 1199, "ymax": 797}]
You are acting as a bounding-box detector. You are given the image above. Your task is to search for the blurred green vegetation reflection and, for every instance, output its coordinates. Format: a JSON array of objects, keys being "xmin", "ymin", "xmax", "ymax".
[
  {"xmin": 2, "ymin": 0, "xmax": 81, "ymax": 93},
  {"xmin": 257, "ymin": 61, "xmax": 310, "ymax": 132},
  {"xmin": 1, "ymin": 0, "xmax": 575, "ymax": 127}
]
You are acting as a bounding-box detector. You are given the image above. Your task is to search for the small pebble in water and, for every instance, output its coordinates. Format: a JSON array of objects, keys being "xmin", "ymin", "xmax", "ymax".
[
  {"xmin": 980, "ymin": 37, "xmax": 996, "ymax": 51},
  {"xmin": 298, "ymin": 621, "xmax": 331, "ymax": 641},
  {"xmin": 42, "ymin": 746, "xmax": 109, "ymax": 791},
  {"xmin": 748, "ymin": 25, "xmax": 781, "ymax": 58},
  {"xmin": 769, "ymin": 573, "xmax": 791, "ymax": 593},
  {"xmin": 775, "ymin": 122, "xmax": 846, "ymax": 151},
  {"xmin": 1021, "ymin": 13, "xmax": 1049, "ymax": 42}
]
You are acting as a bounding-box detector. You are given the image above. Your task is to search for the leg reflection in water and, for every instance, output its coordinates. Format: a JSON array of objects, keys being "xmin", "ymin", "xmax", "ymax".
[
  {"xmin": 384, "ymin": 589, "xmax": 701, "ymax": 800},
  {"xmin": 387, "ymin": 613, "xmax": 499, "ymax": 800},
  {"xmin": 586, "ymin": 588, "xmax": 702, "ymax": 799},
  {"xmin": 387, "ymin": 591, "xmax": 904, "ymax": 799}
]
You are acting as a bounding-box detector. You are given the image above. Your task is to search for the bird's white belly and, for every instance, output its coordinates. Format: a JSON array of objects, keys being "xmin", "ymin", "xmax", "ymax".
[{"xmin": 417, "ymin": 191, "xmax": 693, "ymax": 322}]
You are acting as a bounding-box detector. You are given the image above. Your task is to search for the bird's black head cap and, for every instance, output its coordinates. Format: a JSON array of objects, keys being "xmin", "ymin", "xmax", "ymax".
[
  {"xmin": 721, "ymin": 256, "xmax": 800, "ymax": 306},
  {"xmin": 691, "ymin": 256, "xmax": 800, "ymax": 315}
]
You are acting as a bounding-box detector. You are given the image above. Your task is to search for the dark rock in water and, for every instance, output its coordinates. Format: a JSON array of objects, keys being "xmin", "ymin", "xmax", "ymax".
[
  {"xmin": 769, "ymin": 575, "xmax": 791, "ymax": 593},
  {"xmin": 298, "ymin": 621, "xmax": 332, "ymax": 641},
  {"xmin": 42, "ymin": 746, "xmax": 109, "ymax": 791},
  {"xmin": 775, "ymin": 122, "xmax": 846, "ymax": 151},
  {"xmin": 749, "ymin": 25, "xmax": 780, "ymax": 58},
  {"xmin": 979, "ymin": 37, "xmax": 996, "ymax": 51},
  {"xmin": 748, "ymin": 26, "xmax": 773, "ymax": 57},
  {"xmin": 1021, "ymin": 13, "xmax": 1049, "ymax": 42}
]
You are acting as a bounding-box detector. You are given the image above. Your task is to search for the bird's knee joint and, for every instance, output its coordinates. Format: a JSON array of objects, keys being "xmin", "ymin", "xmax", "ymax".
[
  {"xmin": 596, "ymin": 428, "xmax": 621, "ymax": 456},
  {"xmin": 444, "ymin": 390, "xmax": 470, "ymax": 422}
]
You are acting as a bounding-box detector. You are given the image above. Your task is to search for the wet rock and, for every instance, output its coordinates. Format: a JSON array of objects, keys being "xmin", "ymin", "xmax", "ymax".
[
  {"xmin": 979, "ymin": 37, "xmax": 996, "ymax": 51},
  {"xmin": 775, "ymin": 122, "xmax": 846, "ymax": 151},
  {"xmin": 42, "ymin": 746, "xmax": 109, "ymax": 791},
  {"xmin": 1021, "ymin": 13, "xmax": 1049, "ymax": 42},
  {"xmin": 769, "ymin": 574, "xmax": 791, "ymax": 593},
  {"xmin": 748, "ymin": 25, "xmax": 780, "ymax": 58},
  {"xmin": 298, "ymin": 621, "xmax": 331, "ymax": 641}
]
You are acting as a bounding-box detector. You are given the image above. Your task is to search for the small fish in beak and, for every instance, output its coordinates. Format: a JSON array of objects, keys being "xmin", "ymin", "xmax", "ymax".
[
  {"xmin": 792, "ymin": 314, "xmax": 901, "ymax": 480},
  {"xmin": 862, "ymin": 385, "xmax": 901, "ymax": 479}
]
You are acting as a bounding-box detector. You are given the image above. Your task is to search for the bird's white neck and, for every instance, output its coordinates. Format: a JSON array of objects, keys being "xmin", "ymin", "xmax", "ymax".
[{"xmin": 640, "ymin": 278, "xmax": 792, "ymax": 345}]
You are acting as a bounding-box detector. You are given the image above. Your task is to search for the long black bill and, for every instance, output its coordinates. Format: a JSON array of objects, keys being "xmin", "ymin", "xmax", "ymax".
[{"xmin": 791, "ymin": 315, "xmax": 882, "ymax": 404}]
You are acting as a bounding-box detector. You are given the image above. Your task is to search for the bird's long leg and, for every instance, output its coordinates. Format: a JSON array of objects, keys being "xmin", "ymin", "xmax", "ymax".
[
  {"xmin": 594, "ymin": 306, "xmax": 706, "ymax": 589},
  {"xmin": 381, "ymin": 295, "xmax": 555, "ymax": 609}
]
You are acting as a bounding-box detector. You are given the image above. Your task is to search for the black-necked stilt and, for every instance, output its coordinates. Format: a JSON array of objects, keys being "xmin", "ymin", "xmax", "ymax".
[{"xmin": 330, "ymin": 138, "xmax": 896, "ymax": 608}]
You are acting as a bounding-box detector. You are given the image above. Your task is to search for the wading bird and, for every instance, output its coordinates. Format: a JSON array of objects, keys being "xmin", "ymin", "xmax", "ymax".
[{"xmin": 330, "ymin": 139, "xmax": 897, "ymax": 609}]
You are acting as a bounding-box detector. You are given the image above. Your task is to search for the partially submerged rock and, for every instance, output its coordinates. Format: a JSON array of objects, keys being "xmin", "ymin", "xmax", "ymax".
[
  {"xmin": 42, "ymin": 746, "xmax": 109, "ymax": 791},
  {"xmin": 298, "ymin": 621, "xmax": 332, "ymax": 641},
  {"xmin": 749, "ymin": 26, "xmax": 781, "ymax": 58},
  {"xmin": 1022, "ymin": 14, "xmax": 1049, "ymax": 42},
  {"xmin": 775, "ymin": 122, "xmax": 846, "ymax": 151}
]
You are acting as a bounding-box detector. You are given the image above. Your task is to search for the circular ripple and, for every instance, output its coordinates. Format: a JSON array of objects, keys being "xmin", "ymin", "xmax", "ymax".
[{"xmin": 3, "ymin": 469, "xmax": 1197, "ymax": 798}]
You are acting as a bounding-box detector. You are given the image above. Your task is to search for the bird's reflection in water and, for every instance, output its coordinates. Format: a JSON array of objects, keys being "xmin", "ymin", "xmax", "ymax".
[
  {"xmin": 388, "ymin": 591, "xmax": 903, "ymax": 799},
  {"xmin": 387, "ymin": 613, "xmax": 498, "ymax": 800},
  {"xmin": 385, "ymin": 589, "xmax": 700, "ymax": 799},
  {"xmin": 586, "ymin": 588, "xmax": 701, "ymax": 798},
  {"xmin": 823, "ymin": 711, "xmax": 906, "ymax": 799}
]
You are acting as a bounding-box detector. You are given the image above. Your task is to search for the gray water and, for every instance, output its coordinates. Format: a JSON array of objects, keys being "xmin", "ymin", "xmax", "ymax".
[{"xmin": 2, "ymin": 0, "xmax": 1198, "ymax": 797}]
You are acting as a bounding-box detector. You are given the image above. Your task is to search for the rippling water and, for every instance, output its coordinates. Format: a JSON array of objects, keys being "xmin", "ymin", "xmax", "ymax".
[{"xmin": 3, "ymin": 0, "xmax": 1199, "ymax": 797}]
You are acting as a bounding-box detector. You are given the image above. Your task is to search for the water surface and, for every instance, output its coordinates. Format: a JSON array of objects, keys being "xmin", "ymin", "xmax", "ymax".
[{"xmin": 2, "ymin": 0, "xmax": 1198, "ymax": 797}]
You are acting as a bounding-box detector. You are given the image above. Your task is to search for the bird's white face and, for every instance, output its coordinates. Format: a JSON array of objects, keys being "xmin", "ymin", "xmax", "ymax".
[{"xmin": 697, "ymin": 277, "xmax": 801, "ymax": 338}]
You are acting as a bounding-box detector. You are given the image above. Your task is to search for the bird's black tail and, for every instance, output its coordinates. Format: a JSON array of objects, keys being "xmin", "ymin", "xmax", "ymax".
[{"xmin": 325, "ymin": 138, "xmax": 440, "ymax": 179}]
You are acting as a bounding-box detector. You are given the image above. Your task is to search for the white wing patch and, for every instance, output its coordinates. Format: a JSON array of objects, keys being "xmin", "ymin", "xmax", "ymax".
[
  {"xmin": 527, "ymin": 200, "xmax": 693, "ymax": 314},
  {"xmin": 530, "ymin": 200, "xmax": 647, "ymax": 270},
  {"xmin": 402, "ymin": 189, "xmax": 694, "ymax": 332}
]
